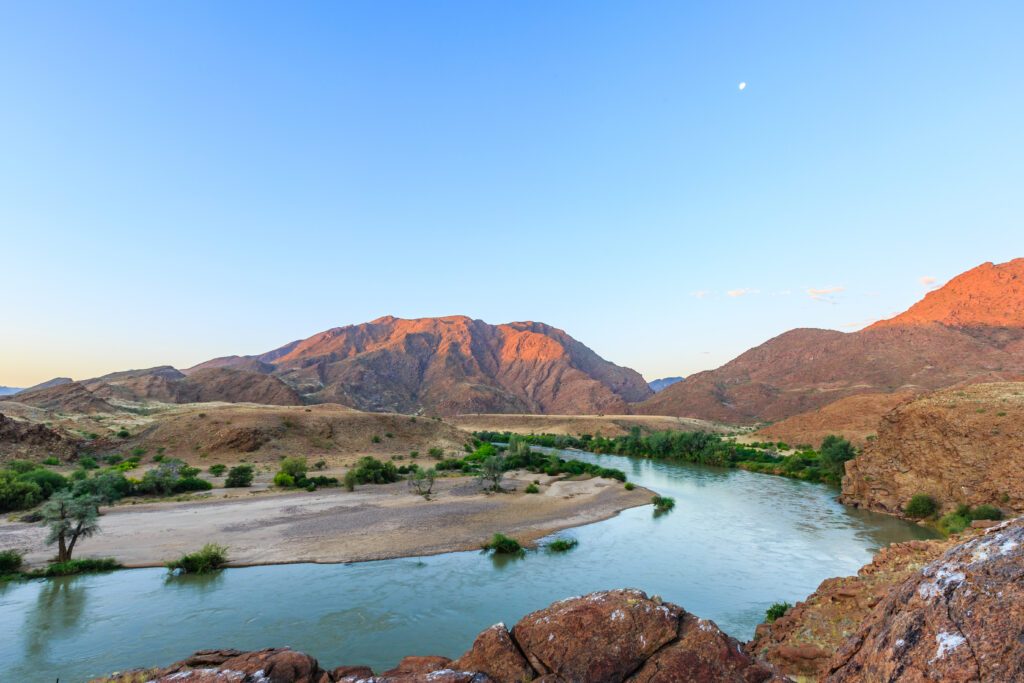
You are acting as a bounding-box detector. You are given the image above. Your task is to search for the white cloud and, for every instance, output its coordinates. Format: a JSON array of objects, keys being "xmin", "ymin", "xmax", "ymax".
[
  {"xmin": 807, "ymin": 286, "xmax": 845, "ymax": 303},
  {"xmin": 690, "ymin": 290, "xmax": 711, "ymax": 299},
  {"xmin": 727, "ymin": 288, "xmax": 759, "ymax": 298},
  {"xmin": 738, "ymin": 82, "xmax": 747, "ymax": 91},
  {"xmin": 919, "ymin": 276, "xmax": 940, "ymax": 289}
]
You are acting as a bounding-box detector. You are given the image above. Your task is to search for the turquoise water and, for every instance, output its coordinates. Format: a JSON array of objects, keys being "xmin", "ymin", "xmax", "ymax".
[{"xmin": 0, "ymin": 451, "xmax": 936, "ymax": 682}]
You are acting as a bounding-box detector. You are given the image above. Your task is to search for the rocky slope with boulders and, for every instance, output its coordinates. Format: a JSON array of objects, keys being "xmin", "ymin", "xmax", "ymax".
[
  {"xmin": 0, "ymin": 412, "xmax": 78, "ymax": 459},
  {"xmin": 840, "ymin": 382, "xmax": 1024, "ymax": 516},
  {"xmin": 639, "ymin": 258, "xmax": 1024, "ymax": 424}
]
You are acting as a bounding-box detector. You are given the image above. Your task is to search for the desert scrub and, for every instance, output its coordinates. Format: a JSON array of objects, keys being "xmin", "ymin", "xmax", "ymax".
[
  {"xmin": 224, "ymin": 464, "xmax": 255, "ymax": 488},
  {"xmin": 624, "ymin": 482, "xmax": 636, "ymax": 490},
  {"xmin": 0, "ymin": 549, "xmax": 23, "ymax": 575},
  {"xmin": 482, "ymin": 533, "xmax": 523, "ymax": 554},
  {"xmin": 524, "ymin": 483, "xmax": 540, "ymax": 494},
  {"xmin": 547, "ymin": 538, "xmax": 578, "ymax": 552},
  {"xmin": 765, "ymin": 601, "xmax": 792, "ymax": 623},
  {"xmin": 651, "ymin": 495, "xmax": 676, "ymax": 512},
  {"xmin": 904, "ymin": 494, "xmax": 938, "ymax": 518},
  {"xmin": 273, "ymin": 472, "xmax": 295, "ymax": 488},
  {"xmin": 167, "ymin": 544, "xmax": 228, "ymax": 574},
  {"xmin": 208, "ymin": 464, "xmax": 227, "ymax": 477},
  {"xmin": 938, "ymin": 504, "xmax": 1004, "ymax": 534}
]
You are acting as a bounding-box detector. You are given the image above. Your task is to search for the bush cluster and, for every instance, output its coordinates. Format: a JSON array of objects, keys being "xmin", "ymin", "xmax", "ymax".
[
  {"xmin": 482, "ymin": 533, "xmax": 522, "ymax": 554},
  {"xmin": 343, "ymin": 457, "xmax": 400, "ymax": 490},
  {"xmin": 547, "ymin": 538, "xmax": 578, "ymax": 552},
  {"xmin": 904, "ymin": 494, "xmax": 939, "ymax": 518},
  {"xmin": 0, "ymin": 462, "xmax": 69, "ymax": 513},
  {"xmin": 224, "ymin": 464, "xmax": 255, "ymax": 488},
  {"xmin": 939, "ymin": 503, "xmax": 1005, "ymax": 534},
  {"xmin": 166, "ymin": 544, "xmax": 228, "ymax": 574},
  {"xmin": 651, "ymin": 495, "xmax": 676, "ymax": 512},
  {"xmin": 765, "ymin": 602, "xmax": 792, "ymax": 623}
]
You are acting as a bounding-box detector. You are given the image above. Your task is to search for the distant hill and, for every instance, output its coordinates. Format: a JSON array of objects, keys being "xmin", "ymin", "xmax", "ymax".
[
  {"xmin": 638, "ymin": 258, "xmax": 1024, "ymax": 424},
  {"xmin": 0, "ymin": 386, "xmax": 22, "ymax": 396},
  {"xmin": 648, "ymin": 377, "xmax": 684, "ymax": 393},
  {"xmin": 192, "ymin": 316, "xmax": 653, "ymax": 416}
]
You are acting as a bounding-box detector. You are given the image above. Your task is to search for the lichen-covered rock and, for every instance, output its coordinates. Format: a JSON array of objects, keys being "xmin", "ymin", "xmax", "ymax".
[
  {"xmin": 451, "ymin": 623, "xmax": 535, "ymax": 683},
  {"xmin": 511, "ymin": 589, "xmax": 681, "ymax": 680},
  {"xmin": 97, "ymin": 648, "xmax": 330, "ymax": 682},
  {"xmin": 749, "ymin": 536, "xmax": 964, "ymax": 680},
  {"xmin": 826, "ymin": 518, "xmax": 1024, "ymax": 682}
]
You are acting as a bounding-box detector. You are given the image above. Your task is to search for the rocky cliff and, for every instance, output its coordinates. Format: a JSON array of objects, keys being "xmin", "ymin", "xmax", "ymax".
[
  {"xmin": 840, "ymin": 382, "xmax": 1024, "ymax": 516},
  {"xmin": 193, "ymin": 316, "xmax": 653, "ymax": 416}
]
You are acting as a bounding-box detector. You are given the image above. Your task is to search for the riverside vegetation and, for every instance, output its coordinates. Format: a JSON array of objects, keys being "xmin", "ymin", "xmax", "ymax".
[{"xmin": 475, "ymin": 429, "xmax": 856, "ymax": 486}]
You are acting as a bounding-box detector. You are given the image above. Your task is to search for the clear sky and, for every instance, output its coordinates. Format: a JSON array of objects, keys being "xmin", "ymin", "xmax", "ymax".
[{"xmin": 1, "ymin": 2, "xmax": 1022, "ymax": 387}]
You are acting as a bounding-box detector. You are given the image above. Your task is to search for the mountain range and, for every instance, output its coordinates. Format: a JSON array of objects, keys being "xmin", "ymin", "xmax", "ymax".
[
  {"xmin": 638, "ymin": 258, "xmax": 1024, "ymax": 423},
  {"xmin": 3, "ymin": 259, "xmax": 1022, "ymax": 424}
]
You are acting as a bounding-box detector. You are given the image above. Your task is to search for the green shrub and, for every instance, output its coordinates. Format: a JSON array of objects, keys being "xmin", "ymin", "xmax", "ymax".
[
  {"xmin": 152, "ymin": 454, "xmax": 165, "ymax": 463},
  {"xmin": 428, "ymin": 447, "xmax": 444, "ymax": 459},
  {"xmin": 525, "ymin": 483, "xmax": 540, "ymax": 494},
  {"xmin": 0, "ymin": 471, "xmax": 43, "ymax": 512},
  {"xmin": 482, "ymin": 533, "xmax": 522, "ymax": 554},
  {"xmin": 624, "ymin": 482, "xmax": 636, "ymax": 491},
  {"xmin": 166, "ymin": 544, "xmax": 228, "ymax": 574},
  {"xmin": 939, "ymin": 511, "xmax": 970, "ymax": 534},
  {"xmin": 904, "ymin": 494, "xmax": 939, "ymax": 518},
  {"xmin": 72, "ymin": 471, "xmax": 132, "ymax": 504},
  {"xmin": 273, "ymin": 472, "xmax": 295, "ymax": 488},
  {"xmin": 371, "ymin": 435, "xmax": 382, "ymax": 444},
  {"xmin": 116, "ymin": 429, "xmax": 131, "ymax": 439},
  {"xmin": 313, "ymin": 460, "xmax": 326, "ymax": 471},
  {"xmin": 174, "ymin": 477, "xmax": 212, "ymax": 493},
  {"xmin": 970, "ymin": 504, "xmax": 1003, "ymax": 521},
  {"xmin": 279, "ymin": 457, "xmax": 308, "ymax": 479},
  {"xmin": 42, "ymin": 456, "xmax": 61, "ymax": 466},
  {"xmin": 130, "ymin": 447, "xmax": 147, "ymax": 457},
  {"xmin": 209, "ymin": 464, "xmax": 227, "ymax": 477},
  {"xmin": 104, "ymin": 454, "xmax": 123, "ymax": 465},
  {"xmin": 17, "ymin": 469, "xmax": 68, "ymax": 498},
  {"xmin": 7, "ymin": 460, "xmax": 39, "ymax": 475},
  {"xmin": 344, "ymin": 470, "xmax": 358, "ymax": 491},
  {"xmin": 78, "ymin": 456, "xmax": 99, "ymax": 470},
  {"xmin": 225, "ymin": 464, "xmax": 255, "ymax": 488},
  {"xmin": 385, "ymin": 432, "xmax": 394, "ymax": 439},
  {"xmin": 765, "ymin": 602, "xmax": 792, "ymax": 623},
  {"xmin": 347, "ymin": 457, "xmax": 400, "ymax": 485},
  {"xmin": 547, "ymin": 538, "xmax": 578, "ymax": 552},
  {"xmin": 652, "ymin": 495, "xmax": 676, "ymax": 512},
  {"xmin": 0, "ymin": 549, "xmax": 23, "ymax": 574},
  {"xmin": 33, "ymin": 558, "xmax": 121, "ymax": 577}
]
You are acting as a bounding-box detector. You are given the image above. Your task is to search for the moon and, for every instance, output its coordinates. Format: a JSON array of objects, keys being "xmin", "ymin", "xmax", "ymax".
[{"xmin": 738, "ymin": 82, "xmax": 747, "ymax": 91}]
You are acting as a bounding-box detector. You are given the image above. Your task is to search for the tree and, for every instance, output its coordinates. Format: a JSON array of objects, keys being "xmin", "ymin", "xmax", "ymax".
[
  {"xmin": 820, "ymin": 435, "xmax": 856, "ymax": 480},
  {"xmin": 408, "ymin": 467, "xmax": 436, "ymax": 497},
  {"xmin": 42, "ymin": 491, "xmax": 101, "ymax": 563},
  {"xmin": 478, "ymin": 455, "xmax": 506, "ymax": 492}
]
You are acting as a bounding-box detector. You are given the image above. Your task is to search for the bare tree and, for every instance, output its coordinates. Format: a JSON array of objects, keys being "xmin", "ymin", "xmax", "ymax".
[{"xmin": 42, "ymin": 491, "xmax": 101, "ymax": 563}]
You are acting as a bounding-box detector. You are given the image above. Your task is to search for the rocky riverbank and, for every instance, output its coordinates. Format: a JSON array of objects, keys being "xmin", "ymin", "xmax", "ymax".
[{"xmin": 91, "ymin": 518, "xmax": 1024, "ymax": 683}]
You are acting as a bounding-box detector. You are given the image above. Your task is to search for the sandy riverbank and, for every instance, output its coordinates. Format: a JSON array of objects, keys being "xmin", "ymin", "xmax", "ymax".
[{"xmin": 0, "ymin": 471, "xmax": 652, "ymax": 568}]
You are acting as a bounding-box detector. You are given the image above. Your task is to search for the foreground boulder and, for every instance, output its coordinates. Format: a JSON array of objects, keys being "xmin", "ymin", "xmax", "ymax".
[
  {"xmin": 826, "ymin": 518, "xmax": 1024, "ymax": 682},
  {"xmin": 94, "ymin": 590, "xmax": 781, "ymax": 683}
]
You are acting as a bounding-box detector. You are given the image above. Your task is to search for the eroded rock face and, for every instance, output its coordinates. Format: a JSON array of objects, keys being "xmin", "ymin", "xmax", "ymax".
[
  {"xmin": 749, "ymin": 536, "xmax": 963, "ymax": 680},
  {"xmin": 841, "ymin": 382, "xmax": 1024, "ymax": 516},
  {"xmin": 825, "ymin": 518, "xmax": 1024, "ymax": 682},
  {"xmin": 0, "ymin": 412, "xmax": 78, "ymax": 460},
  {"xmin": 92, "ymin": 590, "xmax": 781, "ymax": 683}
]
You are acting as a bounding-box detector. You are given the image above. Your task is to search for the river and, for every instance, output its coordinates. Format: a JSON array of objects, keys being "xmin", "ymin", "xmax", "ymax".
[{"xmin": 0, "ymin": 450, "xmax": 937, "ymax": 681}]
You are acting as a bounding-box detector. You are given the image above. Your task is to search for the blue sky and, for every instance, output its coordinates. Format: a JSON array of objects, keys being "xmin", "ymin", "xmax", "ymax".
[{"xmin": 1, "ymin": 1, "xmax": 1022, "ymax": 387}]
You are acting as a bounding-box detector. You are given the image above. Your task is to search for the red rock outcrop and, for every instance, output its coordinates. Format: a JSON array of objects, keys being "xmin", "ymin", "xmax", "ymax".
[
  {"xmin": 752, "ymin": 391, "xmax": 915, "ymax": 449},
  {"xmin": 749, "ymin": 535, "xmax": 965, "ymax": 680},
  {"xmin": 0, "ymin": 412, "xmax": 78, "ymax": 460},
  {"xmin": 1, "ymin": 380, "xmax": 119, "ymax": 414},
  {"xmin": 840, "ymin": 382, "xmax": 1024, "ymax": 516},
  {"xmin": 638, "ymin": 258, "xmax": 1024, "ymax": 424},
  {"xmin": 825, "ymin": 518, "xmax": 1024, "ymax": 682},
  {"xmin": 194, "ymin": 316, "xmax": 653, "ymax": 416},
  {"xmin": 93, "ymin": 590, "xmax": 781, "ymax": 683}
]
